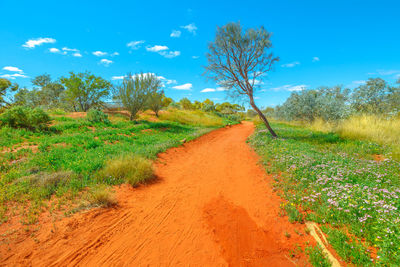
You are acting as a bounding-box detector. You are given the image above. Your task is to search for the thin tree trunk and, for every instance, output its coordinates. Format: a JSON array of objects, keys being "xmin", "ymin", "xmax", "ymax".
[{"xmin": 249, "ymin": 96, "xmax": 277, "ymax": 137}]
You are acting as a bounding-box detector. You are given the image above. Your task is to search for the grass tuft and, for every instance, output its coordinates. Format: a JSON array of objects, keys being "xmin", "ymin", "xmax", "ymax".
[
  {"xmin": 100, "ymin": 154, "xmax": 154, "ymax": 186},
  {"xmin": 88, "ymin": 185, "xmax": 117, "ymax": 207},
  {"xmin": 305, "ymin": 245, "xmax": 332, "ymax": 267}
]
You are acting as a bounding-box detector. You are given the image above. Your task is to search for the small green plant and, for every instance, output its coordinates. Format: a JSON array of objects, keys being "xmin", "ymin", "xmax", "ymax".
[
  {"xmin": 284, "ymin": 204, "xmax": 304, "ymax": 223},
  {"xmin": 0, "ymin": 106, "xmax": 51, "ymax": 131},
  {"xmin": 306, "ymin": 245, "xmax": 332, "ymax": 267},
  {"xmin": 87, "ymin": 109, "xmax": 110, "ymax": 124},
  {"xmin": 100, "ymin": 154, "xmax": 154, "ymax": 186},
  {"xmin": 284, "ymin": 231, "xmax": 291, "ymax": 238}
]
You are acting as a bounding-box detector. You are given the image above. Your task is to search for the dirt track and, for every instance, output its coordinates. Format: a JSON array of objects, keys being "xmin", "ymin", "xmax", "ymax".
[{"xmin": 0, "ymin": 121, "xmax": 313, "ymax": 266}]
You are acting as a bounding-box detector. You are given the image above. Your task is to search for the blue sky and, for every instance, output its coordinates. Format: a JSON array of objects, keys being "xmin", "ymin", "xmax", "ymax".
[{"xmin": 1, "ymin": 0, "xmax": 400, "ymax": 108}]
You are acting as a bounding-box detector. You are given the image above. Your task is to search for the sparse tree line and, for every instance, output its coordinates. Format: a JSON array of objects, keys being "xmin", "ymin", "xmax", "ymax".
[
  {"xmin": 0, "ymin": 71, "xmax": 245, "ymax": 130},
  {"xmin": 272, "ymin": 77, "xmax": 400, "ymax": 122}
]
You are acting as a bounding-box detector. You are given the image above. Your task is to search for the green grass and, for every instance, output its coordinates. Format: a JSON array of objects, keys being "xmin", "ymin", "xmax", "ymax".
[
  {"xmin": 305, "ymin": 245, "xmax": 332, "ymax": 267},
  {"xmin": 250, "ymin": 122, "xmax": 400, "ymax": 265},
  {"xmin": 0, "ymin": 113, "xmax": 223, "ymax": 224}
]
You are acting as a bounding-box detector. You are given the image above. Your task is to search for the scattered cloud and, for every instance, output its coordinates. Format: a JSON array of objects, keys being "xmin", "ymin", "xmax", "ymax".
[
  {"xmin": 2, "ymin": 66, "xmax": 23, "ymax": 72},
  {"xmin": 93, "ymin": 51, "xmax": 107, "ymax": 57},
  {"xmin": 201, "ymin": 88, "xmax": 215, "ymax": 93},
  {"xmin": 62, "ymin": 47, "xmax": 79, "ymax": 52},
  {"xmin": 281, "ymin": 61, "xmax": 300, "ymax": 68},
  {"xmin": 200, "ymin": 87, "xmax": 227, "ymax": 93},
  {"xmin": 146, "ymin": 45, "xmax": 180, "ymax": 58},
  {"xmin": 111, "ymin": 52, "xmax": 119, "ymax": 56},
  {"xmin": 49, "ymin": 48, "xmax": 64, "ymax": 54},
  {"xmin": 192, "ymin": 56, "xmax": 199, "ymax": 59},
  {"xmin": 127, "ymin": 40, "xmax": 145, "ymax": 49},
  {"xmin": 181, "ymin": 23, "xmax": 197, "ymax": 35},
  {"xmin": 367, "ymin": 69, "xmax": 400, "ymax": 76},
  {"xmin": 172, "ymin": 83, "xmax": 192, "ymax": 90},
  {"xmin": 112, "ymin": 76, "xmax": 125, "ymax": 80},
  {"xmin": 100, "ymin": 59, "xmax": 113, "ymax": 66},
  {"xmin": 159, "ymin": 50, "xmax": 180, "ymax": 58},
  {"xmin": 22, "ymin": 37, "xmax": 56, "ymax": 48},
  {"xmin": 271, "ymin": 84, "xmax": 307, "ymax": 92},
  {"xmin": 158, "ymin": 76, "xmax": 177, "ymax": 85},
  {"xmin": 312, "ymin": 57, "xmax": 320, "ymax": 62},
  {"xmin": 170, "ymin": 30, "xmax": 181, "ymax": 38},
  {"xmin": 73, "ymin": 52, "xmax": 82, "ymax": 57},
  {"xmin": 0, "ymin": 73, "xmax": 28, "ymax": 79},
  {"xmin": 352, "ymin": 80, "xmax": 366, "ymax": 85},
  {"xmin": 146, "ymin": 45, "xmax": 169, "ymax": 52}
]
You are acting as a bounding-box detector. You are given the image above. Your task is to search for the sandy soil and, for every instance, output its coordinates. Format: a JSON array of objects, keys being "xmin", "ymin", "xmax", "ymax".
[{"xmin": 0, "ymin": 121, "xmax": 314, "ymax": 266}]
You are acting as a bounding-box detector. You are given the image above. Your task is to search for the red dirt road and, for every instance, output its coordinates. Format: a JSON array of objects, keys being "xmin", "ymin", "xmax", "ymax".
[{"xmin": 0, "ymin": 121, "xmax": 313, "ymax": 266}]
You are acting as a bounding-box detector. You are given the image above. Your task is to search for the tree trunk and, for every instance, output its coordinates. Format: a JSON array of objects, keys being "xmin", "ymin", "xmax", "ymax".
[{"xmin": 249, "ymin": 96, "xmax": 277, "ymax": 137}]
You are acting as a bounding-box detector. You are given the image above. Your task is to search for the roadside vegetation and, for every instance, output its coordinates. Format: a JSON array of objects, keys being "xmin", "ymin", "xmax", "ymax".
[{"xmin": 0, "ymin": 73, "xmax": 241, "ymax": 225}]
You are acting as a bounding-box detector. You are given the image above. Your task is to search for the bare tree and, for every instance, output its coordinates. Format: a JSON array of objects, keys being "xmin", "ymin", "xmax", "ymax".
[
  {"xmin": 115, "ymin": 73, "xmax": 161, "ymax": 120},
  {"xmin": 204, "ymin": 22, "xmax": 279, "ymax": 137}
]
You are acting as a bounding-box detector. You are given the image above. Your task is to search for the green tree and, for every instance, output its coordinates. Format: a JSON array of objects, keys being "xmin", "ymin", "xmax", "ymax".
[
  {"xmin": 179, "ymin": 97, "xmax": 193, "ymax": 110},
  {"xmin": 31, "ymin": 74, "xmax": 65, "ymax": 108},
  {"xmin": 148, "ymin": 90, "xmax": 164, "ymax": 117},
  {"xmin": 204, "ymin": 22, "xmax": 279, "ymax": 137},
  {"xmin": 0, "ymin": 78, "xmax": 19, "ymax": 107},
  {"xmin": 60, "ymin": 71, "xmax": 111, "ymax": 112},
  {"xmin": 351, "ymin": 78, "xmax": 390, "ymax": 115},
  {"xmin": 161, "ymin": 95, "xmax": 173, "ymax": 108},
  {"xmin": 115, "ymin": 73, "xmax": 161, "ymax": 120},
  {"xmin": 13, "ymin": 88, "xmax": 41, "ymax": 107}
]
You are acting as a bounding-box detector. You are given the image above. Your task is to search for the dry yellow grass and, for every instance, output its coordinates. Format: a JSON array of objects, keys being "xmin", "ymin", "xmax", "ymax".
[
  {"xmin": 88, "ymin": 185, "xmax": 117, "ymax": 207},
  {"xmin": 159, "ymin": 108, "xmax": 224, "ymax": 127},
  {"xmin": 309, "ymin": 115, "xmax": 400, "ymax": 157}
]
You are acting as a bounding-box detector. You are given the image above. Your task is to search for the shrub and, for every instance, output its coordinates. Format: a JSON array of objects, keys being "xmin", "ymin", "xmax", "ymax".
[
  {"xmin": 160, "ymin": 109, "xmax": 224, "ymax": 127},
  {"xmin": 100, "ymin": 154, "xmax": 154, "ymax": 186},
  {"xmin": 0, "ymin": 106, "xmax": 51, "ymax": 131},
  {"xmin": 87, "ymin": 109, "xmax": 110, "ymax": 124},
  {"xmin": 88, "ymin": 185, "xmax": 117, "ymax": 207}
]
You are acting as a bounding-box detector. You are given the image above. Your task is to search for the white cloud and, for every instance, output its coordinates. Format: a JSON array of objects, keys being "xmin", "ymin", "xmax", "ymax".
[
  {"xmin": 272, "ymin": 84, "xmax": 307, "ymax": 92},
  {"xmin": 146, "ymin": 45, "xmax": 169, "ymax": 52},
  {"xmin": 201, "ymin": 88, "xmax": 215, "ymax": 93},
  {"xmin": 73, "ymin": 52, "xmax": 82, "ymax": 57},
  {"xmin": 112, "ymin": 76, "xmax": 125, "ymax": 80},
  {"xmin": 192, "ymin": 56, "xmax": 199, "ymax": 59},
  {"xmin": 170, "ymin": 30, "xmax": 181, "ymax": 38},
  {"xmin": 2, "ymin": 66, "xmax": 23, "ymax": 72},
  {"xmin": 281, "ymin": 61, "xmax": 300, "ymax": 68},
  {"xmin": 62, "ymin": 47, "xmax": 79, "ymax": 52},
  {"xmin": 127, "ymin": 40, "xmax": 145, "ymax": 49},
  {"xmin": 201, "ymin": 87, "xmax": 227, "ymax": 93},
  {"xmin": 172, "ymin": 83, "xmax": 192, "ymax": 90},
  {"xmin": 111, "ymin": 52, "xmax": 119, "ymax": 56},
  {"xmin": 22, "ymin": 37, "xmax": 56, "ymax": 48},
  {"xmin": 158, "ymin": 76, "xmax": 177, "ymax": 85},
  {"xmin": 352, "ymin": 80, "xmax": 366, "ymax": 85},
  {"xmin": 159, "ymin": 50, "xmax": 180, "ymax": 58},
  {"xmin": 93, "ymin": 51, "xmax": 107, "ymax": 56},
  {"xmin": 49, "ymin": 47, "xmax": 62, "ymax": 53},
  {"xmin": 367, "ymin": 69, "xmax": 400, "ymax": 76},
  {"xmin": 100, "ymin": 59, "xmax": 113, "ymax": 66},
  {"xmin": 0, "ymin": 73, "xmax": 28, "ymax": 79},
  {"xmin": 181, "ymin": 23, "xmax": 197, "ymax": 35},
  {"xmin": 312, "ymin": 57, "xmax": 320, "ymax": 62}
]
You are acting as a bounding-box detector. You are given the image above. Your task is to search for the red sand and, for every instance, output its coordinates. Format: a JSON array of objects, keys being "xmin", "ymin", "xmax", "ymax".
[{"xmin": 0, "ymin": 121, "xmax": 314, "ymax": 266}]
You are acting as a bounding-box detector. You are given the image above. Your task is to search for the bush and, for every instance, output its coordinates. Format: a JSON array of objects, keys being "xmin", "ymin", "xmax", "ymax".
[
  {"xmin": 0, "ymin": 106, "xmax": 51, "ymax": 131},
  {"xmin": 87, "ymin": 109, "xmax": 110, "ymax": 124},
  {"xmin": 100, "ymin": 154, "xmax": 154, "ymax": 186}
]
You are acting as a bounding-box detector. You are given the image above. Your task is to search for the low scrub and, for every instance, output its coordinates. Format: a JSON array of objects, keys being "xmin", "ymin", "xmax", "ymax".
[
  {"xmin": 100, "ymin": 154, "xmax": 154, "ymax": 186},
  {"xmin": 159, "ymin": 108, "xmax": 224, "ymax": 127},
  {"xmin": 87, "ymin": 109, "xmax": 110, "ymax": 124},
  {"xmin": 0, "ymin": 106, "xmax": 51, "ymax": 131}
]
